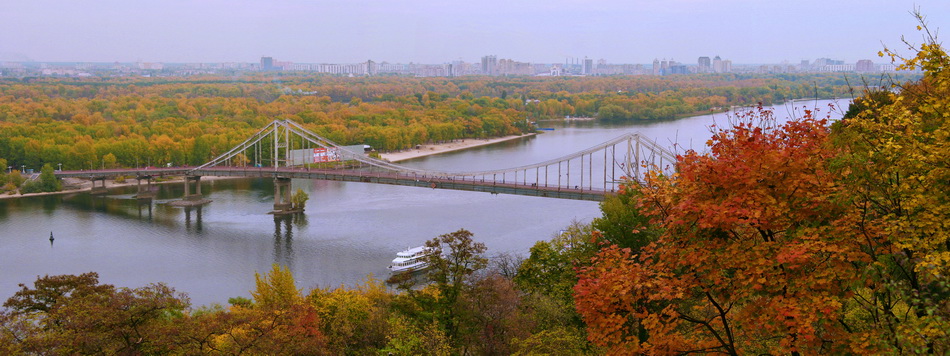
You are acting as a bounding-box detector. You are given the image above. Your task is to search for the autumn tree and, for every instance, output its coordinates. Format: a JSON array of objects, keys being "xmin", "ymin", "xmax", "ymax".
[
  {"xmin": 306, "ymin": 278, "xmax": 392, "ymax": 354},
  {"xmin": 576, "ymin": 106, "xmax": 863, "ymax": 354},
  {"xmin": 829, "ymin": 13, "xmax": 950, "ymax": 352},
  {"xmin": 251, "ymin": 263, "xmax": 301, "ymax": 309},
  {"xmin": 455, "ymin": 273, "xmax": 534, "ymax": 355},
  {"xmin": 1, "ymin": 272, "xmax": 189, "ymax": 354},
  {"xmin": 3, "ymin": 272, "xmax": 113, "ymax": 314},
  {"xmin": 101, "ymin": 153, "xmax": 117, "ymax": 169},
  {"xmin": 198, "ymin": 263, "xmax": 329, "ymax": 354}
]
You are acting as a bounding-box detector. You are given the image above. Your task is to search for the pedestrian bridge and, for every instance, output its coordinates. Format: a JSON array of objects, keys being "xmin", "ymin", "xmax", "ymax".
[{"xmin": 55, "ymin": 120, "xmax": 677, "ymax": 209}]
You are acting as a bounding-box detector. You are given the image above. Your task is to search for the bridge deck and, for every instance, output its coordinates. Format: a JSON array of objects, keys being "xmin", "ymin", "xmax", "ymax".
[{"xmin": 55, "ymin": 167, "xmax": 609, "ymax": 201}]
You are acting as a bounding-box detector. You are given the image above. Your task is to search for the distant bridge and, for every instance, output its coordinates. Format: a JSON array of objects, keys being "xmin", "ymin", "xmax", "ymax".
[{"xmin": 55, "ymin": 120, "xmax": 677, "ymax": 211}]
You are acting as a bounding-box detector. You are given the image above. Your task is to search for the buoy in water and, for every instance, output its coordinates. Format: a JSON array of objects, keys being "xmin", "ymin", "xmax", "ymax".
[{"xmin": 49, "ymin": 232, "xmax": 54, "ymax": 242}]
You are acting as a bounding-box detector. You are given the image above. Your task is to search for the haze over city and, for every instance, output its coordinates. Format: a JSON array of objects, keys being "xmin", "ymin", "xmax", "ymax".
[{"xmin": 3, "ymin": 0, "xmax": 950, "ymax": 65}]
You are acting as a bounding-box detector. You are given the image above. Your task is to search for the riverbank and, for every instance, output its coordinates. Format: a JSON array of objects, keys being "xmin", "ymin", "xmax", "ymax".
[
  {"xmin": 0, "ymin": 175, "xmax": 241, "ymax": 200},
  {"xmin": 1, "ymin": 134, "xmax": 536, "ymax": 199},
  {"xmin": 380, "ymin": 133, "xmax": 537, "ymax": 162}
]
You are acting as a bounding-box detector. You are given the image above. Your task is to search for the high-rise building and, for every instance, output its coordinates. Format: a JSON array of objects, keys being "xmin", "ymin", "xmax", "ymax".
[
  {"xmin": 260, "ymin": 56, "xmax": 275, "ymax": 71},
  {"xmin": 698, "ymin": 56, "xmax": 711, "ymax": 73},
  {"xmin": 481, "ymin": 55, "xmax": 497, "ymax": 76},
  {"xmin": 653, "ymin": 58, "xmax": 660, "ymax": 75},
  {"xmin": 366, "ymin": 60, "xmax": 376, "ymax": 76},
  {"xmin": 855, "ymin": 59, "xmax": 875, "ymax": 72},
  {"xmin": 712, "ymin": 55, "xmax": 723, "ymax": 73},
  {"xmin": 668, "ymin": 65, "xmax": 688, "ymax": 75},
  {"xmin": 583, "ymin": 58, "xmax": 593, "ymax": 75}
]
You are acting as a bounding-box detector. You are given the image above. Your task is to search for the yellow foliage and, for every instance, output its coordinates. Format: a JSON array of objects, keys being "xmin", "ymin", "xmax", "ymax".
[
  {"xmin": 834, "ymin": 11, "xmax": 950, "ymax": 352},
  {"xmin": 251, "ymin": 264, "xmax": 301, "ymax": 309}
]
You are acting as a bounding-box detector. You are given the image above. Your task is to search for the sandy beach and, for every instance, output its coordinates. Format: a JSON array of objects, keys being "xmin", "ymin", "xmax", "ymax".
[{"xmin": 380, "ymin": 133, "xmax": 536, "ymax": 162}]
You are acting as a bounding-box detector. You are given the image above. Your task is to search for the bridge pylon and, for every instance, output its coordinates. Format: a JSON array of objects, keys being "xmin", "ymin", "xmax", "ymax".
[
  {"xmin": 90, "ymin": 177, "xmax": 109, "ymax": 195},
  {"xmin": 134, "ymin": 175, "xmax": 156, "ymax": 200},
  {"xmin": 270, "ymin": 177, "xmax": 296, "ymax": 215},
  {"xmin": 169, "ymin": 175, "xmax": 211, "ymax": 206},
  {"xmin": 183, "ymin": 119, "xmax": 678, "ymax": 204}
]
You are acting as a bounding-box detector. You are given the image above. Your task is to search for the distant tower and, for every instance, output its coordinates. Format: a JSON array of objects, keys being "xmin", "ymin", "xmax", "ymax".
[
  {"xmin": 366, "ymin": 59, "xmax": 376, "ymax": 76},
  {"xmin": 260, "ymin": 56, "xmax": 274, "ymax": 71},
  {"xmin": 712, "ymin": 55, "xmax": 723, "ymax": 73},
  {"xmin": 653, "ymin": 58, "xmax": 660, "ymax": 75},
  {"xmin": 698, "ymin": 56, "xmax": 711, "ymax": 73},
  {"xmin": 855, "ymin": 59, "xmax": 874, "ymax": 72},
  {"xmin": 481, "ymin": 55, "xmax": 497, "ymax": 76},
  {"xmin": 261, "ymin": 57, "xmax": 273, "ymax": 70},
  {"xmin": 583, "ymin": 57, "xmax": 593, "ymax": 75}
]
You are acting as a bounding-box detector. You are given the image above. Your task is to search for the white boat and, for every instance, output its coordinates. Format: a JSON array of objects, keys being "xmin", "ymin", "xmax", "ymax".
[{"xmin": 388, "ymin": 246, "xmax": 434, "ymax": 273}]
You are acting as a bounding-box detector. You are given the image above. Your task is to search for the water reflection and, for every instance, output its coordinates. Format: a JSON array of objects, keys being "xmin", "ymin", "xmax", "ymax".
[
  {"xmin": 273, "ymin": 215, "xmax": 294, "ymax": 269},
  {"xmin": 184, "ymin": 206, "xmax": 203, "ymax": 233},
  {"xmin": 137, "ymin": 200, "xmax": 153, "ymax": 221},
  {"xmin": 0, "ymin": 100, "xmax": 846, "ymax": 306}
]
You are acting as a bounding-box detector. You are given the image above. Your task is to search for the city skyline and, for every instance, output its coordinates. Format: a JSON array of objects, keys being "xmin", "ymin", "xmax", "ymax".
[{"xmin": 2, "ymin": 0, "xmax": 949, "ymax": 64}]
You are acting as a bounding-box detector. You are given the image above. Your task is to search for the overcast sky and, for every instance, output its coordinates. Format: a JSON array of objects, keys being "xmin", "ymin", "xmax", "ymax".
[{"xmin": 2, "ymin": 0, "xmax": 948, "ymax": 65}]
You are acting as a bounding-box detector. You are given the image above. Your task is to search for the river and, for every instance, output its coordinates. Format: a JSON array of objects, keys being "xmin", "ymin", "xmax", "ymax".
[{"xmin": 0, "ymin": 99, "xmax": 848, "ymax": 306}]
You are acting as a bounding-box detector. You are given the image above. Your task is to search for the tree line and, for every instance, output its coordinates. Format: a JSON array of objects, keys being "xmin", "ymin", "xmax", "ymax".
[
  {"xmin": 0, "ymin": 72, "xmax": 879, "ymax": 176},
  {"xmin": 0, "ymin": 227, "xmax": 600, "ymax": 355}
]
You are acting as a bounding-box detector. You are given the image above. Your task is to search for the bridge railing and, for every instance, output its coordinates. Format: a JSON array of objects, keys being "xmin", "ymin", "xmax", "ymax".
[
  {"xmin": 191, "ymin": 119, "xmax": 678, "ymax": 192},
  {"xmin": 57, "ymin": 119, "xmax": 678, "ymax": 197}
]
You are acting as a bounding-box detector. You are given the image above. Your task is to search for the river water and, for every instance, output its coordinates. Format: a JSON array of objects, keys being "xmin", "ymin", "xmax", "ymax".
[{"xmin": 0, "ymin": 99, "xmax": 848, "ymax": 306}]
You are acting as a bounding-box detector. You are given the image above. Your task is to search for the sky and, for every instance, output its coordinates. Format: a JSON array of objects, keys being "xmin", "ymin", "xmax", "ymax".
[{"xmin": 2, "ymin": 0, "xmax": 949, "ymax": 65}]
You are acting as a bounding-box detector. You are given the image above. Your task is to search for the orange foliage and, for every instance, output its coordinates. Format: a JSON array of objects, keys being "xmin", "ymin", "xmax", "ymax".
[{"xmin": 577, "ymin": 106, "xmax": 867, "ymax": 354}]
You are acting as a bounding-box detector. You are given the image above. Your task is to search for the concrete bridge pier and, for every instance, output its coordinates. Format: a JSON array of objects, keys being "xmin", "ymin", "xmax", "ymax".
[
  {"xmin": 134, "ymin": 175, "xmax": 156, "ymax": 200},
  {"xmin": 183, "ymin": 175, "xmax": 203, "ymax": 201},
  {"xmin": 90, "ymin": 177, "xmax": 109, "ymax": 195},
  {"xmin": 272, "ymin": 177, "xmax": 294, "ymax": 214},
  {"xmin": 169, "ymin": 175, "xmax": 211, "ymax": 207}
]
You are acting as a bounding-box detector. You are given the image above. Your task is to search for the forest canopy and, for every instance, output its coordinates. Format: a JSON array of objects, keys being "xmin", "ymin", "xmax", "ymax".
[{"xmin": 0, "ymin": 73, "xmax": 880, "ymax": 171}]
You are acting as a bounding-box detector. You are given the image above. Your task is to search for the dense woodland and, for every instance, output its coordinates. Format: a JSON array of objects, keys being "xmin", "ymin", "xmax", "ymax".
[
  {"xmin": 0, "ymin": 72, "xmax": 870, "ymax": 177},
  {"xmin": 3, "ymin": 24, "xmax": 949, "ymax": 354}
]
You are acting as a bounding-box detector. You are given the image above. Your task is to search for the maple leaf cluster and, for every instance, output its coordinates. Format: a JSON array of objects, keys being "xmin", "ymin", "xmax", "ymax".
[{"xmin": 576, "ymin": 13, "xmax": 950, "ymax": 355}]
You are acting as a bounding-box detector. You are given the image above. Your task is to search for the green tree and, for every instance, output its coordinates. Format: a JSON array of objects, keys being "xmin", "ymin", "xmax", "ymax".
[
  {"xmin": 420, "ymin": 229, "xmax": 487, "ymax": 342},
  {"xmin": 39, "ymin": 163, "xmax": 61, "ymax": 192},
  {"xmin": 515, "ymin": 222, "xmax": 598, "ymax": 306},
  {"xmin": 592, "ymin": 189, "xmax": 657, "ymax": 252},
  {"xmin": 190, "ymin": 136, "xmax": 211, "ymax": 166},
  {"xmin": 291, "ymin": 188, "xmax": 309, "ymax": 211},
  {"xmin": 596, "ymin": 104, "xmax": 629, "ymax": 121}
]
